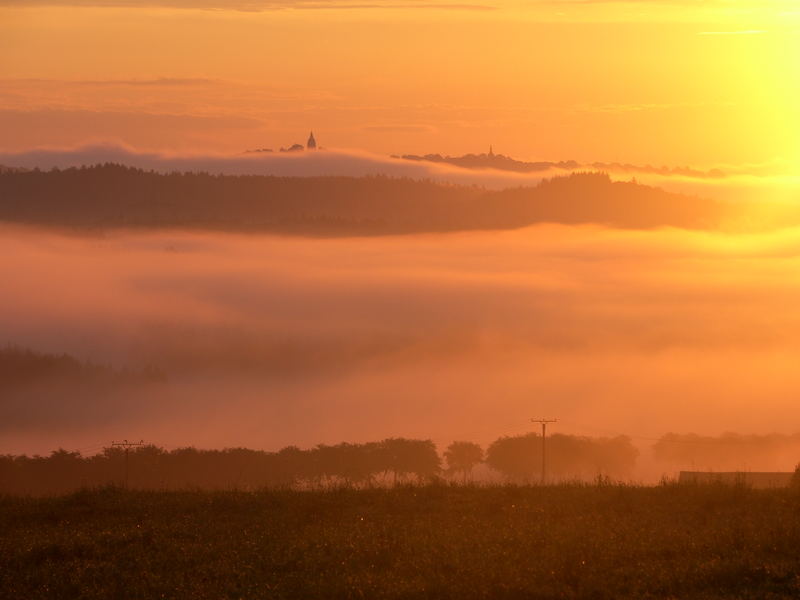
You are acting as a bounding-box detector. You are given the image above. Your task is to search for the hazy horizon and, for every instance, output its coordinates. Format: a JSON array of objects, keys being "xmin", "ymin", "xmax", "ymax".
[
  {"xmin": 1, "ymin": 143, "xmax": 798, "ymax": 206},
  {"xmin": 3, "ymin": 0, "xmax": 800, "ymax": 484}
]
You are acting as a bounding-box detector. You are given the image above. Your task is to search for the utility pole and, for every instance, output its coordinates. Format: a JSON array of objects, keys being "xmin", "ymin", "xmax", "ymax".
[
  {"xmin": 111, "ymin": 439, "xmax": 145, "ymax": 489},
  {"xmin": 531, "ymin": 419, "xmax": 557, "ymax": 485}
]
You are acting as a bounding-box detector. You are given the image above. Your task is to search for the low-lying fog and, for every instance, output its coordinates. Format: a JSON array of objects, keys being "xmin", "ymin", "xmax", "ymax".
[{"xmin": 4, "ymin": 224, "xmax": 800, "ymax": 478}]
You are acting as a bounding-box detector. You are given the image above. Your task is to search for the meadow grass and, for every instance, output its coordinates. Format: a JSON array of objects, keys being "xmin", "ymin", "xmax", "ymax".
[{"xmin": 1, "ymin": 483, "xmax": 799, "ymax": 599}]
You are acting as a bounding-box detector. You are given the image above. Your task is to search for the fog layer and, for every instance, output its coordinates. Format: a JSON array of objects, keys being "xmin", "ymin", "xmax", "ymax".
[{"xmin": 3, "ymin": 224, "xmax": 800, "ymax": 472}]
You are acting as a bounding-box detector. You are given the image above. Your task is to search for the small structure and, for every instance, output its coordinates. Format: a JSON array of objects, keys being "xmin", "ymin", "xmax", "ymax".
[
  {"xmin": 679, "ymin": 471, "xmax": 794, "ymax": 489},
  {"xmin": 307, "ymin": 131, "xmax": 317, "ymax": 150}
]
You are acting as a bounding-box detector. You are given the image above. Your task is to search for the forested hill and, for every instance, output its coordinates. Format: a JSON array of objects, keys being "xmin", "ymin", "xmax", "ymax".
[
  {"xmin": 0, "ymin": 346, "xmax": 165, "ymax": 391},
  {"xmin": 0, "ymin": 164, "xmax": 726, "ymax": 234}
]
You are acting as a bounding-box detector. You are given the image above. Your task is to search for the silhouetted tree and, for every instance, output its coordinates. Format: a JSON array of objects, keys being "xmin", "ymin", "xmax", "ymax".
[
  {"xmin": 444, "ymin": 441, "xmax": 484, "ymax": 483},
  {"xmin": 378, "ymin": 438, "xmax": 441, "ymax": 484},
  {"xmin": 792, "ymin": 464, "xmax": 800, "ymax": 491},
  {"xmin": 486, "ymin": 433, "xmax": 637, "ymax": 483}
]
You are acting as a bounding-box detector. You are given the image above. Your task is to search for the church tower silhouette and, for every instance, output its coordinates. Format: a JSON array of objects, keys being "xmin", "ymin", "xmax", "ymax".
[{"xmin": 307, "ymin": 131, "xmax": 317, "ymax": 150}]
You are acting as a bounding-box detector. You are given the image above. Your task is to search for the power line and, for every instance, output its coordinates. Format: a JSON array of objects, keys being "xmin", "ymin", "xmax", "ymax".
[
  {"xmin": 69, "ymin": 443, "xmax": 106, "ymax": 454},
  {"xmin": 531, "ymin": 418, "xmax": 557, "ymax": 484},
  {"xmin": 111, "ymin": 439, "xmax": 145, "ymax": 488}
]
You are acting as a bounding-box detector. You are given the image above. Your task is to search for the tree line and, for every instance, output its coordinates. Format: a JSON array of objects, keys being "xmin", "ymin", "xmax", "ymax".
[
  {"xmin": 5, "ymin": 430, "xmax": 799, "ymax": 495},
  {"xmin": 0, "ymin": 346, "xmax": 165, "ymax": 391},
  {"xmin": 0, "ymin": 164, "xmax": 727, "ymax": 234},
  {"xmin": 0, "ymin": 434, "xmax": 640, "ymax": 495},
  {"xmin": 0, "ymin": 346, "xmax": 166, "ymax": 435}
]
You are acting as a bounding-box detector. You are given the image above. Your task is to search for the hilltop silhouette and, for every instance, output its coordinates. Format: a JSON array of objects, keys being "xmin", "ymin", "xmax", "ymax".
[
  {"xmin": 0, "ymin": 165, "xmax": 726, "ymax": 233},
  {"xmin": 0, "ymin": 346, "xmax": 164, "ymax": 390},
  {"xmin": 398, "ymin": 150, "xmax": 580, "ymax": 173},
  {"xmin": 398, "ymin": 151, "xmax": 726, "ymax": 179},
  {"xmin": 0, "ymin": 346, "xmax": 166, "ymax": 434}
]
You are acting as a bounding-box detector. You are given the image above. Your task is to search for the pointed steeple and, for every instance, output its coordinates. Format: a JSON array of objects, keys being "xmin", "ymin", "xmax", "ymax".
[
  {"xmin": 488, "ymin": 145, "xmax": 494, "ymax": 157},
  {"xmin": 307, "ymin": 131, "xmax": 317, "ymax": 150}
]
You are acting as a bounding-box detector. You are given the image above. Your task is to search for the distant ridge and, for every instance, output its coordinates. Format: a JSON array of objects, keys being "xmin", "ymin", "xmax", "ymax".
[
  {"xmin": 396, "ymin": 152, "xmax": 579, "ymax": 174},
  {"xmin": 397, "ymin": 152, "xmax": 726, "ymax": 179},
  {"xmin": 0, "ymin": 346, "xmax": 165, "ymax": 390},
  {"xmin": 0, "ymin": 164, "xmax": 726, "ymax": 234}
]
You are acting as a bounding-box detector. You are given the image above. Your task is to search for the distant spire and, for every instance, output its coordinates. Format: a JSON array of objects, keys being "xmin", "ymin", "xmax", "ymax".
[
  {"xmin": 307, "ymin": 131, "xmax": 317, "ymax": 150},
  {"xmin": 488, "ymin": 145, "xmax": 494, "ymax": 157}
]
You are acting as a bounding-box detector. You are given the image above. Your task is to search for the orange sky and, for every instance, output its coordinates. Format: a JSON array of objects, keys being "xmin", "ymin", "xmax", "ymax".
[{"xmin": 1, "ymin": 1, "xmax": 798, "ymax": 172}]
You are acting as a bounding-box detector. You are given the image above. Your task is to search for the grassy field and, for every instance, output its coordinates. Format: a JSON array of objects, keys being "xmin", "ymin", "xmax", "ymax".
[{"xmin": 2, "ymin": 484, "xmax": 800, "ymax": 599}]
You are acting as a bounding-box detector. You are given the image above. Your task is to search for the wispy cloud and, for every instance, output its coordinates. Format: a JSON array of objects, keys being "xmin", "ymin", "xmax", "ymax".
[
  {"xmin": 0, "ymin": 0, "xmax": 496, "ymax": 10},
  {"xmin": 698, "ymin": 30, "xmax": 768, "ymax": 35},
  {"xmin": 575, "ymin": 101, "xmax": 735, "ymax": 114},
  {"xmin": 362, "ymin": 124, "xmax": 437, "ymax": 133},
  {"xmin": 74, "ymin": 78, "xmax": 222, "ymax": 86}
]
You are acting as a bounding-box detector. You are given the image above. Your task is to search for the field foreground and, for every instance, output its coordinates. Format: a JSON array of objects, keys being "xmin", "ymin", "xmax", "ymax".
[{"xmin": 2, "ymin": 484, "xmax": 800, "ymax": 599}]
